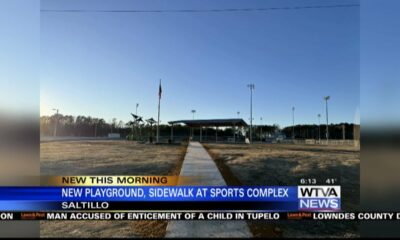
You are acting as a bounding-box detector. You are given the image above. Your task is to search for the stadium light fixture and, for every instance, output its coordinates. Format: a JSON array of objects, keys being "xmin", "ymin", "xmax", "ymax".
[
  {"xmin": 324, "ymin": 96, "xmax": 330, "ymax": 140},
  {"xmin": 247, "ymin": 84, "xmax": 255, "ymax": 143},
  {"xmin": 318, "ymin": 113, "xmax": 321, "ymax": 141},
  {"xmin": 191, "ymin": 109, "xmax": 196, "ymax": 120}
]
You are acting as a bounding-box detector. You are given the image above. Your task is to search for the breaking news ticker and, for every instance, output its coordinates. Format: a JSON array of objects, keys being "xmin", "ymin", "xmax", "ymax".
[{"xmin": 1, "ymin": 212, "xmax": 400, "ymax": 221}]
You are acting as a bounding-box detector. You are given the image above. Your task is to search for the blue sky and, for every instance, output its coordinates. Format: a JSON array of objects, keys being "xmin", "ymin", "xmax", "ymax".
[
  {"xmin": 40, "ymin": 0, "xmax": 359, "ymax": 127},
  {"xmin": 361, "ymin": 0, "xmax": 400, "ymax": 125},
  {"xmin": 0, "ymin": 0, "xmax": 39, "ymax": 115}
]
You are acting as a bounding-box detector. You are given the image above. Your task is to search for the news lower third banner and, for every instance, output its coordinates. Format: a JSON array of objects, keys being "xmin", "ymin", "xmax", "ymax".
[
  {"xmin": 0, "ymin": 176, "xmax": 341, "ymax": 212},
  {"xmin": 2, "ymin": 212, "xmax": 400, "ymax": 221}
]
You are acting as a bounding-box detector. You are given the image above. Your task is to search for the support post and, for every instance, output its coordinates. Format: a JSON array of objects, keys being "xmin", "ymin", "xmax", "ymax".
[
  {"xmin": 170, "ymin": 124, "xmax": 174, "ymax": 142},
  {"xmin": 342, "ymin": 124, "xmax": 345, "ymax": 140},
  {"xmin": 200, "ymin": 126, "xmax": 202, "ymax": 142},
  {"xmin": 233, "ymin": 124, "xmax": 236, "ymax": 143},
  {"xmin": 215, "ymin": 126, "xmax": 218, "ymax": 143}
]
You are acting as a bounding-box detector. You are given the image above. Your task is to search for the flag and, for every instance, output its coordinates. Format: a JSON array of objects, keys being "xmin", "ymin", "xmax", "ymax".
[{"xmin": 158, "ymin": 79, "xmax": 162, "ymax": 99}]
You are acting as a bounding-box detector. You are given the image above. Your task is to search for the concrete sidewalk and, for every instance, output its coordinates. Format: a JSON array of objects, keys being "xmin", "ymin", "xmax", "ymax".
[{"xmin": 165, "ymin": 141, "xmax": 252, "ymax": 238}]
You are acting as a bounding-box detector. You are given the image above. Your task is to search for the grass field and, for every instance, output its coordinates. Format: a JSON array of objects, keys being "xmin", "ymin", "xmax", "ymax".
[
  {"xmin": 40, "ymin": 141, "xmax": 359, "ymax": 238},
  {"xmin": 40, "ymin": 140, "xmax": 187, "ymax": 238},
  {"xmin": 203, "ymin": 143, "xmax": 360, "ymax": 238}
]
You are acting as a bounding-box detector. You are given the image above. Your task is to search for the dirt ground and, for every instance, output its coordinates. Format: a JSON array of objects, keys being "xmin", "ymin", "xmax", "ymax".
[
  {"xmin": 40, "ymin": 140, "xmax": 187, "ymax": 238},
  {"xmin": 203, "ymin": 143, "xmax": 360, "ymax": 238}
]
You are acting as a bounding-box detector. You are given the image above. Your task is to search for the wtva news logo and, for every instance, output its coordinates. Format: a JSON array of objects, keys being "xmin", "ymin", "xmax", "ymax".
[{"xmin": 298, "ymin": 186, "xmax": 341, "ymax": 211}]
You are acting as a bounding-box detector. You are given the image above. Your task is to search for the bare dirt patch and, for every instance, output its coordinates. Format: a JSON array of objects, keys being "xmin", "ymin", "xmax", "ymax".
[
  {"xmin": 40, "ymin": 140, "xmax": 187, "ymax": 238},
  {"xmin": 204, "ymin": 143, "xmax": 360, "ymax": 238}
]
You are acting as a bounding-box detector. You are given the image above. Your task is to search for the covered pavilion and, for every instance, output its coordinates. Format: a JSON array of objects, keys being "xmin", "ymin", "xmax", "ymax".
[{"xmin": 168, "ymin": 118, "xmax": 248, "ymax": 143}]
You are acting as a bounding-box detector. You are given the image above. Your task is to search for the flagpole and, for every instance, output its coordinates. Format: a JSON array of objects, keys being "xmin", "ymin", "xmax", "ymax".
[{"xmin": 156, "ymin": 79, "xmax": 161, "ymax": 143}]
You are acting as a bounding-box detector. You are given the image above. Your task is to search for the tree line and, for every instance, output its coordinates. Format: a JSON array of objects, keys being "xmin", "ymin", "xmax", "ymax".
[
  {"xmin": 40, "ymin": 114, "xmax": 359, "ymax": 140},
  {"xmin": 40, "ymin": 115, "xmax": 129, "ymax": 138},
  {"xmin": 281, "ymin": 123, "xmax": 360, "ymax": 140}
]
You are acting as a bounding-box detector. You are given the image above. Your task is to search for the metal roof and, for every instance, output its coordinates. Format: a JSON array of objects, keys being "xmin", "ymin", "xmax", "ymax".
[{"xmin": 168, "ymin": 118, "xmax": 248, "ymax": 127}]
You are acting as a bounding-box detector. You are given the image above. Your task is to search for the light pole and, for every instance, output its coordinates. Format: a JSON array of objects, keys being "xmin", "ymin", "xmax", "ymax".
[
  {"xmin": 292, "ymin": 107, "xmax": 295, "ymax": 140},
  {"xmin": 94, "ymin": 119, "xmax": 98, "ymax": 138},
  {"xmin": 318, "ymin": 113, "xmax": 321, "ymax": 142},
  {"xmin": 191, "ymin": 110, "xmax": 196, "ymax": 139},
  {"xmin": 324, "ymin": 96, "xmax": 330, "ymax": 140},
  {"xmin": 247, "ymin": 84, "xmax": 255, "ymax": 143},
  {"xmin": 52, "ymin": 108, "xmax": 59, "ymax": 137},
  {"xmin": 260, "ymin": 117, "xmax": 263, "ymax": 141},
  {"xmin": 191, "ymin": 109, "xmax": 196, "ymax": 120},
  {"xmin": 136, "ymin": 103, "xmax": 139, "ymax": 115},
  {"xmin": 235, "ymin": 111, "xmax": 240, "ymax": 141}
]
